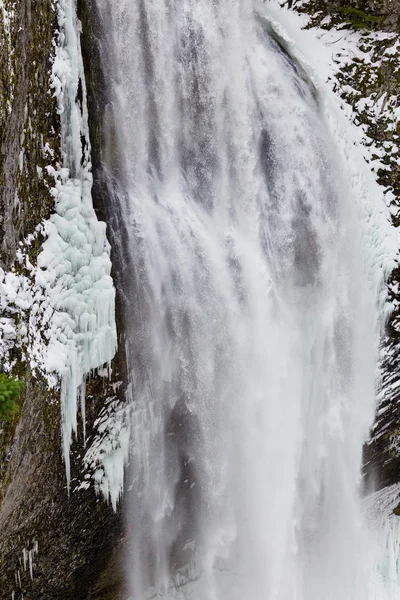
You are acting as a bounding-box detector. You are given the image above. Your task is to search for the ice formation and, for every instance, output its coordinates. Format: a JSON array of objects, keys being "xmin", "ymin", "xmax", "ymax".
[
  {"xmin": 0, "ymin": 0, "xmax": 117, "ymax": 487},
  {"xmin": 79, "ymin": 395, "xmax": 130, "ymax": 509},
  {"xmin": 41, "ymin": 0, "xmax": 117, "ymax": 484}
]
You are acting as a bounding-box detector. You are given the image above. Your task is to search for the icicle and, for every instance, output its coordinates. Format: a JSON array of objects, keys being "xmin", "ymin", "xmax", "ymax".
[{"xmin": 40, "ymin": 0, "xmax": 118, "ymax": 486}]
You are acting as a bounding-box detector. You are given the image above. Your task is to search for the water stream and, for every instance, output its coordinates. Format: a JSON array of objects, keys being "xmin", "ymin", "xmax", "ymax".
[{"xmin": 92, "ymin": 0, "xmax": 385, "ymax": 597}]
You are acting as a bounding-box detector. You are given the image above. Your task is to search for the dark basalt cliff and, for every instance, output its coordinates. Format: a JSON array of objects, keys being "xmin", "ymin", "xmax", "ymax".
[{"xmin": 0, "ymin": 0, "xmax": 58, "ymax": 270}]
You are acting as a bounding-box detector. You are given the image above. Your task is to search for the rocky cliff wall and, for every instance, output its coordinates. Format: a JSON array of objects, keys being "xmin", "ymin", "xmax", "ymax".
[{"xmin": 0, "ymin": 2, "xmax": 126, "ymax": 598}]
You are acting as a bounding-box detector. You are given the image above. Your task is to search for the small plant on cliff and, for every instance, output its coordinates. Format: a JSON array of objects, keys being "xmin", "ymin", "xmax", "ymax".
[
  {"xmin": 337, "ymin": 7, "xmax": 384, "ymax": 31},
  {"xmin": 0, "ymin": 374, "xmax": 24, "ymax": 421}
]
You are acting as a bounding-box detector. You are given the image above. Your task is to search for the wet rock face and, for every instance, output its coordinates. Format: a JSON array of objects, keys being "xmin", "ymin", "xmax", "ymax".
[
  {"xmin": 0, "ymin": 2, "xmax": 126, "ymax": 599},
  {"xmin": 0, "ymin": 374, "xmax": 125, "ymax": 600},
  {"xmin": 0, "ymin": 0, "xmax": 59, "ymax": 270}
]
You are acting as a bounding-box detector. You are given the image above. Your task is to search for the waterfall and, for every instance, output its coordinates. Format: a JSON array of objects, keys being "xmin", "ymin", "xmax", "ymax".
[{"xmin": 90, "ymin": 0, "xmax": 391, "ymax": 598}]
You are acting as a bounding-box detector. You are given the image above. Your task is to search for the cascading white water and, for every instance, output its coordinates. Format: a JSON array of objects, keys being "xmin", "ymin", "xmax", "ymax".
[{"xmin": 93, "ymin": 0, "xmax": 385, "ymax": 597}]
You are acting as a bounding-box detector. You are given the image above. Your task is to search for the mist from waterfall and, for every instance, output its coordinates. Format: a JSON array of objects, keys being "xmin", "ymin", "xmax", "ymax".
[{"xmin": 92, "ymin": 0, "xmax": 385, "ymax": 597}]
